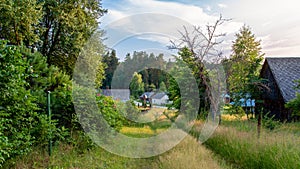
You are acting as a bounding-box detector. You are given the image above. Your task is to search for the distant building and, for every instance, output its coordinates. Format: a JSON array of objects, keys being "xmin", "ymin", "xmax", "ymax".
[
  {"xmin": 151, "ymin": 92, "xmax": 170, "ymax": 105},
  {"xmin": 139, "ymin": 92, "xmax": 155, "ymax": 102},
  {"xmin": 223, "ymin": 93, "xmax": 255, "ymax": 115},
  {"xmin": 260, "ymin": 57, "xmax": 300, "ymax": 121},
  {"xmin": 139, "ymin": 92, "xmax": 170, "ymax": 106},
  {"xmin": 102, "ymin": 89, "xmax": 130, "ymax": 102}
]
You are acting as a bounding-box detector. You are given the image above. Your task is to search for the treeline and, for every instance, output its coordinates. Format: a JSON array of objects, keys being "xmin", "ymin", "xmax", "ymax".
[
  {"xmin": 104, "ymin": 51, "xmax": 172, "ymax": 92},
  {"xmin": 0, "ymin": 0, "xmax": 108, "ymax": 166}
]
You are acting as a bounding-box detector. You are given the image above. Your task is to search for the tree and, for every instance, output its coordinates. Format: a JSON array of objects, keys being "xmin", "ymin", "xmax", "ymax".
[
  {"xmin": 39, "ymin": 0, "xmax": 107, "ymax": 75},
  {"xmin": 0, "ymin": 40, "xmax": 39, "ymax": 165},
  {"xmin": 129, "ymin": 72, "xmax": 145, "ymax": 99},
  {"xmin": 169, "ymin": 15, "xmax": 229, "ymax": 122},
  {"xmin": 226, "ymin": 25, "xmax": 264, "ymax": 119},
  {"xmin": 102, "ymin": 50, "xmax": 119, "ymax": 89},
  {"xmin": 0, "ymin": 40, "xmax": 70, "ymax": 165},
  {"xmin": 112, "ymin": 51, "xmax": 167, "ymax": 90},
  {"xmin": 228, "ymin": 26, "xmax": 264, "ymax": 97},
  {"xmin": 159, "ymin": 82, "xmax": 167, "ymax": 92},
  {"xmin": 225, "ymin": 26, "xmax": 265, "ymax": 137},
  {"xmin": 0, "ymin": 0, "xmax": 42, "ymax": 46},
  {"xmin": 0, "ymin": 0, "xmax": 107, "ymax": 75}
]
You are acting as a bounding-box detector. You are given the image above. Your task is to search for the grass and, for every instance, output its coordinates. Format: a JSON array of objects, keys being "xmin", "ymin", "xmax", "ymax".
[
  {"xmin": 5, "ymin": 110, "xmax": 229, "ymax": 169},
  {"xmin": 190, "ymin": 115, "xmax": 300, "ymax": 169},
  {"xmin": 120, "ymin": 126, "xmax": 166, "ymax": 137},
  {"xmin": 11, "ymin": 112, "xmax": 300, "ymax": 169},
  {"xmin": 6, "ymin": 128, "xmax": 230, "ymax": 169}
]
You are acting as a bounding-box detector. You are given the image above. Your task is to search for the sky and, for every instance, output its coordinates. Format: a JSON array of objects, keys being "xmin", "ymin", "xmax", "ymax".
[{"xmin": 99, "ymin": 0, "xmax": 300, "ymax": 61}]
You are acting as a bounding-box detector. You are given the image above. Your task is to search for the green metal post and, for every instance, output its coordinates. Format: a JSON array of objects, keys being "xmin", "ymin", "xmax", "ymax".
[{"xmin": 47, "ymin": 91, "xmax": 52, "ymax": 156}]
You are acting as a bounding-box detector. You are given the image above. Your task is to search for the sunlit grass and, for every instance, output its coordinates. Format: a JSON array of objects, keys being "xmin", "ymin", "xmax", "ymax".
[
  {"xmin": 137, "ymin": 107, "xmax": 177, "ymax": 122},
  {"xmin": 8, "ymin": 131, "xmax": 230, "ymax": 169},
  {"xmin": 201, "ymin": 119, "xmax": 300, "ymax": 169},
  {"xmin": 120, "ymin": 126, "xmax": 166, "ymax": 137},
  {"xmin": 221, "ymin": 114, "xmax": 248, "ymax": 121}
]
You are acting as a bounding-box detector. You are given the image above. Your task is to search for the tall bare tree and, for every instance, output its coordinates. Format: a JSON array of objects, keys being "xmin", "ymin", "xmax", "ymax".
[{"xmin": 169, "ymin": 15, "xmax": 230, "ymax": 124}]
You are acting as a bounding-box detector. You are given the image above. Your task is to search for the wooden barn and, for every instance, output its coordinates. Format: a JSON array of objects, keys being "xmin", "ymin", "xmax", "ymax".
[{"xmin": 260, "ymin": 57, "xmax": 300, "ymax": 121}]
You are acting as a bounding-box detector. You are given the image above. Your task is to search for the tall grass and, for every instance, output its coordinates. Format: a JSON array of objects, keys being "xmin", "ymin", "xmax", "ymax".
[
  {"xmin": 203, "ymin": 121, "xmax": 300, "ymax": 169},
  {"xmin": 6, "ymin": 126, "xmax": 230, "ymax": 169}
]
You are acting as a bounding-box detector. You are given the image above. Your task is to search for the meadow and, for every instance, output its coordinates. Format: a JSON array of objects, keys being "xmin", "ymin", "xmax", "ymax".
[
  {"xmin": 191, "ymin": 115, "xmax": 300, "ymax": 169},
  {"xmin": 6, "ymin": 126, "xmax": 227, "ymax": 169},
  {"xmin": 4, "ymin": 111, "xmax": 300, "ymax": 169}
]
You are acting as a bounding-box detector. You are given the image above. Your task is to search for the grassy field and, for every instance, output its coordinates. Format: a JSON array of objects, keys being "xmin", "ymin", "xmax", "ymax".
[
  {"xmin": 7, "ymin": 126, "xmax": 229, "ymax": 169},
  {"xmin": 190, "ymin": 115, "xmax": 300, "ymax": 169},
  {"xmin": 6, "ymin": 111, "xmax": 300, "ymax": 169}
]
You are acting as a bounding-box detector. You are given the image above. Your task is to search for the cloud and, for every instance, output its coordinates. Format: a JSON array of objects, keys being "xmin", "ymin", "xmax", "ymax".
[
  {"xmin": 206, "ymin": 6, "xmax": 212, "ymax": 12},
  {"xmin": 219, "ymin": 0, "xmax": 300, "ymax": 56},
  {"xmin": 101, "ymin": 0, "xmax": 243, "ymax": 56},
  {"xmin": 218, "ymin": 3, "xmax": 227, "ymax": 8}
]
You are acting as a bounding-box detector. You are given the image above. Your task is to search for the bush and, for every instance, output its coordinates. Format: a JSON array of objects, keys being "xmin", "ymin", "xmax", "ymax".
[
  {"xmin": 73, "ymin": 85, "xmax": 125, "ymax": 144},
  {"xmin": 286, "ymin": 93, "xmax": 300, "ymax": 119},
  {"xmin": 0, "ymin": 40, "xmax": 72, "ymax": 166},
  {"xmin": 262, "ymin": 113, "xmax": 281, "ymax": 130},
  {"xmin": 0, "ymin": 40, "xmax": 41, "ymax": 165}
]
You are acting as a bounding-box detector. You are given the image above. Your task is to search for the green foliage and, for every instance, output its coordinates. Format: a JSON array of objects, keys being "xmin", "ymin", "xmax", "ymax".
[
  {"xmin": 73, "ymin": 85, "xmax": 124, "ymax": 141},
  {"xmin": 204, "ymin": 126, "xmax": 300, "ymax": 169},
  {"xmin": 168, "ymin": 47, "xmax": 209, "ymax": 114},
  {"xmin": 40, "ymin": 0, "xmax": 107, "ymax": 75},
  {"xmin": 262, "ymin": 112, "xmax": 281, "ymax": 130},
  {"xmin": 117, "ymin": 100, "xmax": 140, "ymax": 126},
  {"xmin": 158, "ymin": 81, "xmax": 167, "ymax": 92},
  {"xmin": 227, "ymin": 26, "xmax": 264, "ymax": 101},
  {"xmin": 102, "ymin": 50, "xmax": 119, "ymax": 89},
  {"xmin": 286, "ymin": 93, "xmax": 300, "ymax": 118},
  {"xmin": 223, "ymin": 104, "xmax": 246, "ymax": 118},
  {"xmin": 0, "ymin": 0, "xmax": 42, "ymax": 46},
  {"xmin": 130, "ymin": 72, "xmax": 145, "ymax": 99},
  {"xmin": 112, "ymin": 51, "xmax": 168, "ymax": 91},
  {"xmin": 285, "ymin": 80, "xmax": 300, "ymax": 119},
  {"xmin": 0, "ymin": 40, "xmax": 75, "ymax": 166},
  {"xmin": 0, "ymin": 0, "xmax": 107, "ymax": 75},
  {"xmin": 0, "ymin": 40, "xmax": 41, "ymax": 165},
  {"xmin": 0, "ymin": 113, "xmax": 11, "ymax": 166},
  {"xmin": 21, "ymin": 44, "xmax": 74, "ymax": 129},
  {"xmin": 96, "ymin": 95, "xmax": 124, "ymax": 132}
]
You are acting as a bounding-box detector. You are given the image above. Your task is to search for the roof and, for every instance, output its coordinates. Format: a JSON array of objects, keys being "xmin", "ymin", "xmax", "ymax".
[
  {"xmin": 152, "ymin": 92, "xmax": 168, "ymax": 99},
  {"xmin": 264, "ymin": 57, "xmax": 300, "ymax": 102},
  {"xmin": 140, "ymin": 92, "xmax": 155, "ymax": 99}
]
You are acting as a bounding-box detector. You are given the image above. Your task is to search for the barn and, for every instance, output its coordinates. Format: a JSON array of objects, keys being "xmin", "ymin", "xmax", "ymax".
[{"xmin": 260, "ymin": 57, "xmax": 300, "ymax": 121}]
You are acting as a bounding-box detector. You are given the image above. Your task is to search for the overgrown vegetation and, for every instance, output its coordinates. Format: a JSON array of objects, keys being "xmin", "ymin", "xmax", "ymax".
[
  {"xmin": 286, "ymin": 80, "xmax": 300, "ymax": 119},
  {"xmin": 190, "ymin": 117, "xmax": 300, "ymax": 169},
  {"xmin": 4, "ymin": 129, "xmax": 228, "ymax": 169}
]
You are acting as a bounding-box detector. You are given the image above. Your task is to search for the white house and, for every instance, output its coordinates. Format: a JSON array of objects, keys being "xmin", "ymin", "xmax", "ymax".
[{"xmin": 151, "ymin": 92, "xmax": 170, "ymax": 105}]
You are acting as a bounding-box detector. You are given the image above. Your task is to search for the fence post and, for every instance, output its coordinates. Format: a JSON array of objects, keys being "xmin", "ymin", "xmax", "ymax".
[{"xmin": 47, "ymin": 91, "xmax": 52, "ymax": 156}]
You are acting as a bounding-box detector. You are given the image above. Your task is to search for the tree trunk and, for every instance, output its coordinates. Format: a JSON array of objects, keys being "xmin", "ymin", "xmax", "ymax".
[{"xmin": 257, "ymin": 110, "xmax": 262, "ymax": 138}]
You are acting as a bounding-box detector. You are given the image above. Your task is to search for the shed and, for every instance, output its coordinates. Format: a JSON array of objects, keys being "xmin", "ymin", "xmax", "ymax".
[{"xmin": 260, "ymin": 57, "xmax": 300, "ymax": 120}]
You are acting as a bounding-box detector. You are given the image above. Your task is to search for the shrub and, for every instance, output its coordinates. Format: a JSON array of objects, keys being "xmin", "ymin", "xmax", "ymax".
[
  {"xmin": 0, "ymin": 40, "xmax": 72, "ymax": 166},
  {"xmin": 0, "ymin": 40, "xmax": 40, "ymax": 165}
]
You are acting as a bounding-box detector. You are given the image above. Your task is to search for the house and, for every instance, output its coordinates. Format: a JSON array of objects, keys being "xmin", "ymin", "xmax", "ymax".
[
  {"xmin": 260, "ymin": 57, "xmax": 300, "ymax": 120},
  {"xmin": 151, "ymin": 92, "xmax": 170, "ymax": 106},
  {"xmin": 139, "ymin": 92, "xmax": 155, "ymax": 107},
  {"xmin": 139, "ymin": 92, "xmax": 170, "ymax": 106},
  {"xmin": 139, "ymin": 92, "xmax": 155, "ymax": 102},
  {"xmin": 102, "ymin": 89, "xmax": 130, "ymax": 102}
]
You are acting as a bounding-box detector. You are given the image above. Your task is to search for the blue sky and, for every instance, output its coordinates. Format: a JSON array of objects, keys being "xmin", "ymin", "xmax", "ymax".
[{"xmin": 100, "ymin": 0, "xmax": 300, "ymax": 60}]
